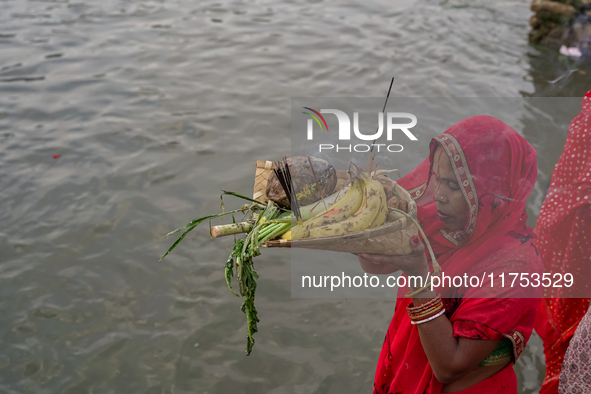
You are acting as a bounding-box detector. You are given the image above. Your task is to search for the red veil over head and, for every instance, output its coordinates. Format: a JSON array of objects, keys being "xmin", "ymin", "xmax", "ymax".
[{"xmin": 374, "ymin": 116, "xmax": 542, "ymax": 394}]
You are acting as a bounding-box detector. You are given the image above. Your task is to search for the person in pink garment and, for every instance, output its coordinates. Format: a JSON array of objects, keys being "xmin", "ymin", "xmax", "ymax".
[{"xmin": 535, "ymin": 91, "xmax": 591, "ymax": 394}]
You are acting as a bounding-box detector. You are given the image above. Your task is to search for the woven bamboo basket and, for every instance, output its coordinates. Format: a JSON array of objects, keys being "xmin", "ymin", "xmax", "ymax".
[
  {"xmin": 253, "ymin": 160, "xmax": 275, "ymax": 203},
  {"xmin": 253, "ymin": 161, "xmax": 419, "ymax": 255}
]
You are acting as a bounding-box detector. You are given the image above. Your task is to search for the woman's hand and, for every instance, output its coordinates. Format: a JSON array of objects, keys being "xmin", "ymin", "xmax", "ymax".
[{"xmin": 357, "ymin": 235, "xmax": 430, "ymax": 277}]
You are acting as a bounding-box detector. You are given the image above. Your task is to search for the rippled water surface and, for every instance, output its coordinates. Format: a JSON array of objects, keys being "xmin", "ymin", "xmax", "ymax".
[{"xmin": 2, "ymin": 0, "xmax": 591, "ymax": 393}]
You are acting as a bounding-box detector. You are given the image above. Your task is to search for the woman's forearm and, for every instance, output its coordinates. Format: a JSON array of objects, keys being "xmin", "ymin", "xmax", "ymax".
[
  {"xmin": 407, "ymin": 271, "xmax": 469, "ymax": 383},
  {"xmin": 412, "ymin": 289, "xmax": 501, "ymax": 384},
  {"xmin": 410, "ymin": 286, "xmax": 463, "ymax": 383},
  {"xmin": 357, "ymin": 244, "xmax": 501, "ymax": 383},
  {"xmin": 413, "ymin": 299, "xmax": 463, "ymax": 384}
]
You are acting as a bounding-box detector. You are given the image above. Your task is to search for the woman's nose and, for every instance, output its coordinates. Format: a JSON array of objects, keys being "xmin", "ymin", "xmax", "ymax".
[{"xmin": 434, "ymin": 191, "xmax": 447, "ymax": 203}]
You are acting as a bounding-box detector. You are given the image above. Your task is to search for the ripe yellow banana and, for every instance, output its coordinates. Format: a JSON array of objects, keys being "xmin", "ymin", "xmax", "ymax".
[
  {"xmin": 305, "ymin": 172, "xmax": 387, "ymax": 238},
  {"xmin": 371, "ymin": 192, "xmax": 388, "ymax": 228},
  {"xmin": 291, "ymin": 178, "xmax": 364, "ymax": 239},
  {"xmin": 281, "ymin": 229, "xmax": 291, "ymax": 240},
  {"xmin": 369, "ymin": 174, "xmax": 389, "ymax": 229},
  {"xmin": 299, "ymin": 183, "xmax": 351, "ymax": 222}
]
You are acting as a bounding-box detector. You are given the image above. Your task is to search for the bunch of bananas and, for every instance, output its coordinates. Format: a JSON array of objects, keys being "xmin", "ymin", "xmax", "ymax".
[{"xmin": 287, "ymin": 163, "xmax": 388, "ymax": 239}]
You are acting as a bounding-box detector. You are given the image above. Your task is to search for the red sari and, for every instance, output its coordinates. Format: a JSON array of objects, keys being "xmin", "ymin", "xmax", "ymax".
[
  {"xmin": 374, "ymin": 116, "xmax": 542, "ymax": 394},
  {"xmin": 534, "ymin": 92, "xmax": 591, "ymax": 394}
]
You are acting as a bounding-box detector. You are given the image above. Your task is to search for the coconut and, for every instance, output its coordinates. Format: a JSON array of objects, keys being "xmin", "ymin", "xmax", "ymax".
[{"xmin": 266, "ymin": 156, "xmax": 338, "ymax": 208}]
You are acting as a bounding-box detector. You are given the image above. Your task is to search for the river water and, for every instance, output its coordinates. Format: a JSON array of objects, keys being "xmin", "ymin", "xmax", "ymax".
[{"xmin": 1, "ymin": 0, "xmax": 590, "ymax": 393}]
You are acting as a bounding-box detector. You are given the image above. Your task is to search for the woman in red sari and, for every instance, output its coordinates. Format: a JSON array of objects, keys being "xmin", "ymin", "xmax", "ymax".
[{"xmin": 358, "ymin": 116, "xmax": 542, "ymax": 393}]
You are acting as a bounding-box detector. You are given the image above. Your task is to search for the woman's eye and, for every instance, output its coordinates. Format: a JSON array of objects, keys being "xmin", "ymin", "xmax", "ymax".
[{"xmin": 449, "ymin": 182, "xmax": 460, "ymax": 190}]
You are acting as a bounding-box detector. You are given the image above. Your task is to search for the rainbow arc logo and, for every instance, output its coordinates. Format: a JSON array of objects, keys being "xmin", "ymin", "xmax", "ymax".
[{"xmin": 302, "ymin": 107, "xmax": 329, "ymax": 132}]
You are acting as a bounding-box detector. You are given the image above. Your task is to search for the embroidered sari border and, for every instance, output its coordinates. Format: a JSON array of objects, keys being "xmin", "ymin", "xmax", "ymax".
[{"xmin": 434, "ymin": 134, "xmax": 479, "ymax": 246}]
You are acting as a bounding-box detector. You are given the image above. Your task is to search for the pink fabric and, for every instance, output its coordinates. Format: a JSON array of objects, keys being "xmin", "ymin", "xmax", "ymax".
[{"xmin": 374, "ymin": 116, "xmax": 542, "ymax": 394}]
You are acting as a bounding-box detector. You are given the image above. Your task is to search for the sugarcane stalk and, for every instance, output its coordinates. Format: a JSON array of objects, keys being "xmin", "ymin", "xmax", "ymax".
[{"xmin": 211, "ymin": 221, "xmax": 255, "ymax": 238}]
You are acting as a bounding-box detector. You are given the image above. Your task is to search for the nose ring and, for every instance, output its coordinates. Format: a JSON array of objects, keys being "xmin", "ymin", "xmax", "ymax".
[{"xmin": 439, "ymin": 196, "xmax": 445, "ymax": 202}]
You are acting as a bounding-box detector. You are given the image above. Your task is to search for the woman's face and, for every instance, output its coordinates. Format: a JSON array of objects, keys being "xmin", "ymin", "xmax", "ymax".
[{"xmin": 432, "ymin": 147, "xmax": 470, "ymax": 231}]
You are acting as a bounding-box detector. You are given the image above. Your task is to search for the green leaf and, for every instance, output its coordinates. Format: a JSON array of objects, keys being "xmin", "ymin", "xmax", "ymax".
[
  {"xmin": 159, "ymin": 225, "xmax": 196, "ymax": 261},
  {"xmin": 163, "ymin": 209, "xmax": 243, "ymax": 238},
  {"xmin": 160, "ymin": 208, "xmax": 245, "ymax": 262},
  {"xmin": 221, "ymin": 190, "xmax": 266, "ymax": 206}
]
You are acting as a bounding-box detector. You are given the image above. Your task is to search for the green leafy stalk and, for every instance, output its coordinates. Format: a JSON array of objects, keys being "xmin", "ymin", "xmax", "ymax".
[
  {"xmin": 256, "ymin": 224, "xmax": 276, "ymax": 239},
  {"xmin": 260, "ymin": 222, "xmax": 291, "ymax": 244},
  {"xmin": 164, "ymin": 209, "xmax": 239, "ymax": 238},
  {"xmin": 161, "ymin": 191, "xmax": 292, "ymax": 355},
  {"xmin": 161, "ymin": 200, "xmax": 266, "ymax": 262},
  {"xmin": 225, "ymin": 257, "xmax": 238, "ymax": 297},
  {"xmin": 226, "ymin": 201, "xmax": 288, "ymax": 355},
  {"xmin": 160, "ymin": 209, "xmax": 244, "ymax": 261}
]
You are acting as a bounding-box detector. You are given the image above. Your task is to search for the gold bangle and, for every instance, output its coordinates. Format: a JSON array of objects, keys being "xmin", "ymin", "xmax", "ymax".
[
  {"xmin": 407, "ymin": 295, "xmax": 442, "ymax": 313},
  {"xmin": 407, "ymin": 296, "xmax": 443, "ymax": 321},
  {"xmin": 409, "ymin": 304, "xmax": 443, "ymax": 320}
]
